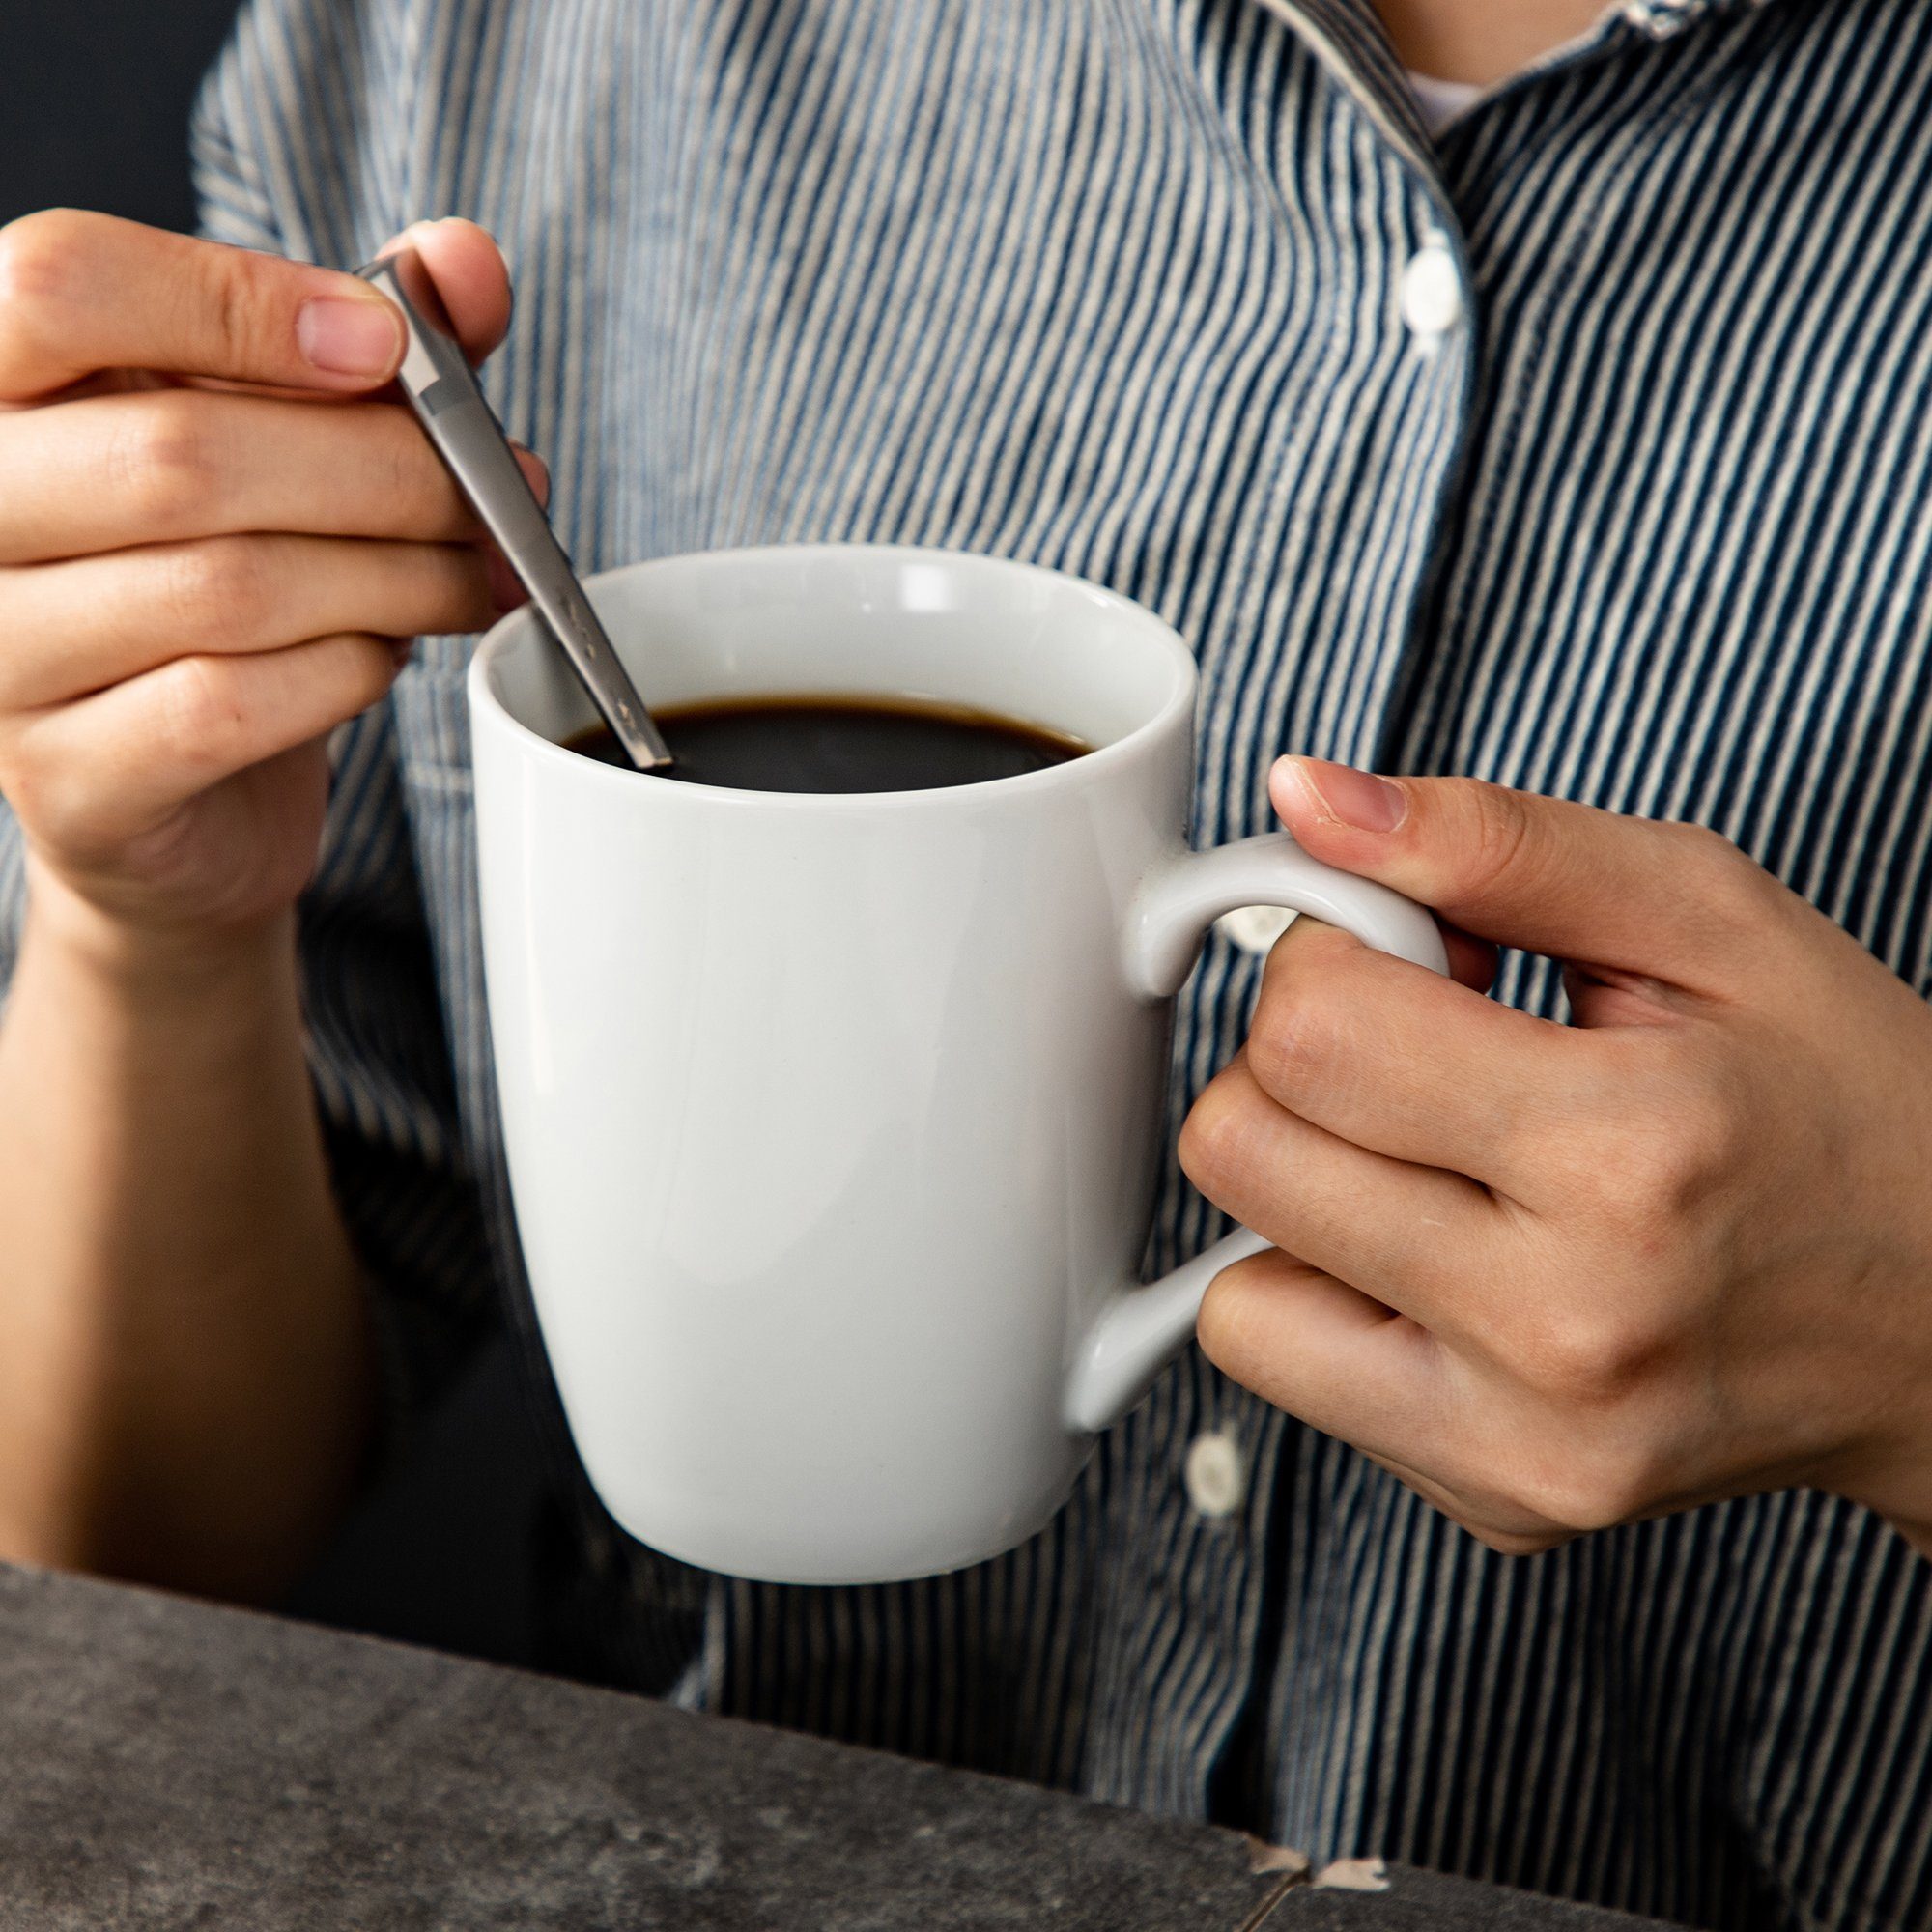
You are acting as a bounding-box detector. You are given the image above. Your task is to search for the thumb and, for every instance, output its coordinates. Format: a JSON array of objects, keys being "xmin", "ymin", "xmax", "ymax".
[
  {"xmin": 371, "ymin": 216, "xmax": 513, "ymax": 366},
  {"xmin": 1270, "ymin": 756, "xmax": 1755, "ymax": 983}
]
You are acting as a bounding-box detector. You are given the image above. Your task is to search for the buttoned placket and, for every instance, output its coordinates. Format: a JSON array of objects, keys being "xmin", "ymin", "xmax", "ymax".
[
  {"xmin": 1192, "ymin": 1, "xmax": 1486, "ymax": 1830},
  {"xmin": 1212, "ymin": 4, "xmax": 1476, "ymax": 977},
  {"xmin": 1202, "ymin": 0, "xmax": 1790, "ymax": 1834}
]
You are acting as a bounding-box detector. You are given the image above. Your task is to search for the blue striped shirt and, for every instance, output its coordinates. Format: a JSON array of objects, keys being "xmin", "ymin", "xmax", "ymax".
[{"xmin": 6, "ymin": 0, "xmax": 1929, "ymax": 1923}]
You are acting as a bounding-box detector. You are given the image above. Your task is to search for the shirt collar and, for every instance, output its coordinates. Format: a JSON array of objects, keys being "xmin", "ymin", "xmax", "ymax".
[
  {"xmin": 1250, "ymin": 0, "xmax": 1785, "ymax": 184},
  {"xmin": 1619, "ymin": 0, "xmax": 1779, "ymax": 34}
]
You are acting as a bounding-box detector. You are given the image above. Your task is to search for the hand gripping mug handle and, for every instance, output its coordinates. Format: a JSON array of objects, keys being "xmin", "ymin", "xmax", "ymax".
[{"xmin": 1062, "ymin": 833, "xmax": 1451, "ymax": 1435}]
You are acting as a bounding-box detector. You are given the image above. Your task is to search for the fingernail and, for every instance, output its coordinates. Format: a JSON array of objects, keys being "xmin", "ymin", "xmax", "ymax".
[
  {"xmin": 297, "ymin": 296, "xmax": 403, "ymax": 376},
  {"xmin": 1278, "ymin": 756, "xmax": 1407, "ymax": 834}
]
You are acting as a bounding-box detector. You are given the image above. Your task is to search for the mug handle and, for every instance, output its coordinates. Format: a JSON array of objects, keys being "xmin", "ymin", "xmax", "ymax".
[{"xmin": 1062, "ymin": 833, "xmax": 1450, "ymax": 1435}]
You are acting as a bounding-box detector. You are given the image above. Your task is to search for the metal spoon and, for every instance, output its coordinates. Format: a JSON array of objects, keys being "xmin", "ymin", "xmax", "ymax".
[{"xmin": 355, "ymin": 246, "xmax": 673, "ymax": 771}]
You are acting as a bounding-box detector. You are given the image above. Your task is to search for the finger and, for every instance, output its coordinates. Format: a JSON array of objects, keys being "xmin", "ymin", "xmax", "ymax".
[
  {"xmin": 0, "ymin": 535, "xmax": 501, "ymax": 709},
  {"xmin": 371, "ymin": 218, "xmax": 514, "ymax": 366},
  {"xmin": 1241, "ymin": 915, "xmax": 1586, "ymax": 1190},
  {"xmin": 1196, "ymin": 1247, "xmax": 1451, "ymax": 1462},
  {"xmin": 0, "ymin": 211, "xmax": 404, "ymax": 399},
  {"xmin": 174, "ymin": 218, "xmax": 517, "ymax": 405},
  {"xmin": 1441, "ymin": 922, "xmax": 1496, "ymax": 993},
  {"xmin": 7, "ymin": 634, "xmax": 403, "ymax": 853},
  {"xmin": 479, "ymin": 537, "xmax": 534, "ymax": 612},
  {"xmin": 0, "ymin": 389, "xmax": 550, "ymax": 563},
  {"xmin": 1271, "ymin": 757, "xmax": 1778, "ymax": 992},
  {"xmin": 1357, "ymin": 1452, "xmax": 1568, "ymax": 1556},
  {"xmin": 1179, "ymin": 1059, "xmax": 1499, "ymax": 1331},
  {"xmin": 1197, "ymin": 1252, "xmax": 1577, "ymax": 1552}
]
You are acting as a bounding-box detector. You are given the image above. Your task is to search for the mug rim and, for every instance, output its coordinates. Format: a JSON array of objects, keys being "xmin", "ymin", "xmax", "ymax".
[{"xmin": 467, "ymin": 543, "xmax": 1199, "ymax": 810}]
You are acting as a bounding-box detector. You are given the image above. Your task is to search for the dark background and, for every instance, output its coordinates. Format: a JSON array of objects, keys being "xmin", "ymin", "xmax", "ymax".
[
  {"xmin": 1, "ymin": 0, "xmax": 241, "ymax": 230},
  {"xmin": 1, "ymin": 1, "xmax": 543, "ymax": 1667}
]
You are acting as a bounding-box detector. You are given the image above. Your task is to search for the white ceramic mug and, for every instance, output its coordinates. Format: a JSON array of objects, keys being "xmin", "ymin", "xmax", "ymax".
[{"xmin": 469, "ymin": 546, "xmax": 1447, "ymax": 1584}]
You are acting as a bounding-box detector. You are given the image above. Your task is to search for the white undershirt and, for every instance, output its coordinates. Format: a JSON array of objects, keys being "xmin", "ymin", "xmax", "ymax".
[
  {"xmin": 1404, "ymin": 10, "xmax": 1614, "ymax": 140},
  {"xmin": 1406, "ymin": 68, "xmax": 1485, "ymax": 137}
]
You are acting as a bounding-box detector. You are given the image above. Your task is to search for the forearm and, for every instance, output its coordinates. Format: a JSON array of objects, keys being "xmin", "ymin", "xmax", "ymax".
[
  {"xmin": 0, "ymin": 213, "xmax": 513, "ymax": 1598},
  {"xmin": 0, "ymin": 866, "xmax": 372, "ymax": 1600}
]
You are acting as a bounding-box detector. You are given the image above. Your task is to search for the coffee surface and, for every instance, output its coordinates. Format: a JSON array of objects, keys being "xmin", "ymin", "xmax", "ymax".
[{"xmin": 563, "ymin": 695, "xmax": 1089, "ymax": 793}]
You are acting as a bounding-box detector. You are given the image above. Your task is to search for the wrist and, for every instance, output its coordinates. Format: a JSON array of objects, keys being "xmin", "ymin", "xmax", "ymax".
[{"xmin": 19, "ymin": 859, "xmax": 298, "ymax": 1010}]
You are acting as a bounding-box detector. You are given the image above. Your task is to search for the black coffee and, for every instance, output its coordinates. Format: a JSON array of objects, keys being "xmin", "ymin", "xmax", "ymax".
[{"xmin": 563, "ymin": 694, "xmax": 1090, "ymax": 793}]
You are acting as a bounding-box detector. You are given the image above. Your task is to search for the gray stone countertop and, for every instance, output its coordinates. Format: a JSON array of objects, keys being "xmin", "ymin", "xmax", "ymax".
[{"xmin": 0, "ymin": 1564, "xmax": 1671, "ymax": 1930}]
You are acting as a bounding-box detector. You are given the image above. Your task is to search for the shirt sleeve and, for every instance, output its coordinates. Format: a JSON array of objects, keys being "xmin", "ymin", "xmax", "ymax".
[
  {"xmin": 185, "ymin": 11, "xmax": 283, "ymax": 256},
  {"xmin": 294, "ymin": 704, "xmax": 501, "ymax": 1471}
]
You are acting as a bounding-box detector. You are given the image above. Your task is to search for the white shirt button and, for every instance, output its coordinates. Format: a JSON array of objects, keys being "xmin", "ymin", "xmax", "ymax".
[
  {"xmin": 1183, "ymin": 1430, "xmax": 1247, "ymax": 1520},
  {"xmin": 1216, "ymin": 903, "xmax": 1297, "ymax": 955},
  {"xmin": 1398, "ymin": 240, "xmax": 1465, "ymax": 341}
]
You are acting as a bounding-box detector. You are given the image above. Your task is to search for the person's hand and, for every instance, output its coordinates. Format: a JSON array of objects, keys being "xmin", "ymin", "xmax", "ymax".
[
  {"xmin": 0, "ymin": 211, "xmax": 542, "ymax": 952},
  {"xmin": 1179, "ymin": 757, "xmax": 1932, "ymax": 1558}
]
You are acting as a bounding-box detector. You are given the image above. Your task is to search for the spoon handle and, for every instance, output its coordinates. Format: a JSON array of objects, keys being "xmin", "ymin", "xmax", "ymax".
[{"xmin": 355, "ymin": 247, "xmax": 672, "ymax": 771}]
